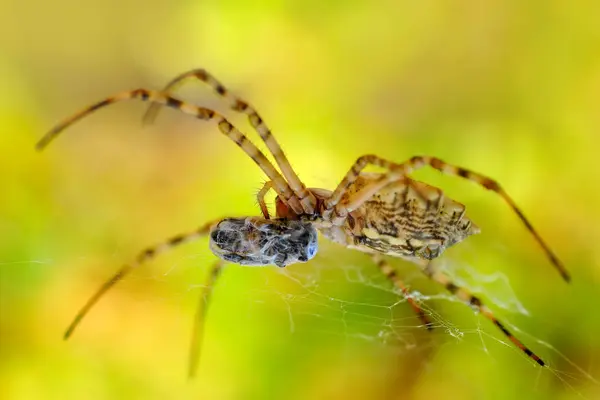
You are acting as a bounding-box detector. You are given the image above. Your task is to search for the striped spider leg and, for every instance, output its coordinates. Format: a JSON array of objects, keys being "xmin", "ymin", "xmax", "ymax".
[
  {"xmin": 421, "ymin": 260, "xmax": 546, "ymax": 365},
  {"xmin": 60, "ymin": 219, "xmax": 221, "ymax": 360},
  {"xmin": 372, "ymin": 254, "xmax": 434, "ymax": 329},
  {"xmin": 142, "ymin": 68, "xmax": 317, "ymax": 214},
  {"xmin": 36, "ymin": 89, "xmax": 307, "ymax": 215}
]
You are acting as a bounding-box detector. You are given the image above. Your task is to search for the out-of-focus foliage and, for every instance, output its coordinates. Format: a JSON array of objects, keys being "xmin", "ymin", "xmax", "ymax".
[{"xmin": 1, "ymin": 1, "xmax": 599, "ymax": 399}]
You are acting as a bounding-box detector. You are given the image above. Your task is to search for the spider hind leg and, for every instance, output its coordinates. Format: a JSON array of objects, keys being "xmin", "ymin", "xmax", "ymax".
[
  {"xmin": 424, "ymin": 262, "xmax": 546, "ymax": 366},
  {"xmin": 372, "ymin": 254, "xmax": 434, "ymax": 330}
]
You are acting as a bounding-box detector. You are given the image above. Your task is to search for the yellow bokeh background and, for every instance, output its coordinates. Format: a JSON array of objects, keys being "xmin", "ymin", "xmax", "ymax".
[{"xmin": 1, "ymin": 1, "xmax": 599, "ymax": 399}]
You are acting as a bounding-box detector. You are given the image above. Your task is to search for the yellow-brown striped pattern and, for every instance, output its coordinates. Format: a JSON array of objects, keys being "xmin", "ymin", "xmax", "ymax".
[
  {"xmin": 142, "ymin": 68, "xmax": 316, "ymax": 214},
  {"xmin": 425, "ymin": 266, "xmax": 545, "ymax": 366},
  {"xmin": 372, "ymin": 254, "xmax": 433, "ymax": 330},
  {"xmin": 325, "ymin": 154, "xmax": 569, "ymax": 282},
  {"xmin": 63, "ymin": 219, "xmax": 221, "ymax": 340},
  {"xmin": 36, "ymin": 88, "xmax": 304, "ymax": 215}
]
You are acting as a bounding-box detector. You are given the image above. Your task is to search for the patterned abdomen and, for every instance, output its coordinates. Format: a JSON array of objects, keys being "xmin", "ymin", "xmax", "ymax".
[{"xmin": 347, "ymin": 174, "xmax": 480, "ymax": 261}]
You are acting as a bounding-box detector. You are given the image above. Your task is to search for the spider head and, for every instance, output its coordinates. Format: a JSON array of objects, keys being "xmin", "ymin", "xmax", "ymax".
[{"xmin": 209, "ymin": 217, "xmax": 318, "ymax": 267}]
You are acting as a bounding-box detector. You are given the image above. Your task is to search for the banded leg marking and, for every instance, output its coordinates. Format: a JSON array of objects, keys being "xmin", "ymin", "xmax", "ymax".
[
  {"xmin": 372, "ymin": 254, "xmax": 433, "ymax": 330},
  {"xmin": 424, "ymin": 263, "xmax": 546, "ymax": 366},
  {"xmin": 36, "ymin": 88, "xmax": 303, "ymax": 214},
  {"xmin": 63, "ymin": 219, "xmax": 219, "ymax": 340},
  {"xmin": 142, "ymin": 68, "xmax": 316, "ymax": 213}
]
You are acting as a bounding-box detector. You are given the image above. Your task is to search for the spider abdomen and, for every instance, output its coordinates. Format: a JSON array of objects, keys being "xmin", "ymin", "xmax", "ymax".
[{"xmin": 343, "ymin": 174, "xmax": 480, "ymax": 261}]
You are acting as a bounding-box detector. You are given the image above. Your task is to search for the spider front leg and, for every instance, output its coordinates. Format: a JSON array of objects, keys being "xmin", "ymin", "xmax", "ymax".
[
  {"xmin": 63, "ymin": 219, "xmax": 221, "ymax": 339},
  {"xmin": 421, "ymin": 261, "xmax": 547, "ymax": 367},
  {"xmin": 36, "ymin": 88, "xmax": 305, "ymax": 214},
  {"xmin": 324, "ymin": 154, "xmax": 569, "ymax": 282},
  {"xmin": 371, "ymin": 254, "xmax": 433, "ymax": 330},
  {"xmin": 142, "ymin": 68, "xmax": 316, "ymax": 213}
]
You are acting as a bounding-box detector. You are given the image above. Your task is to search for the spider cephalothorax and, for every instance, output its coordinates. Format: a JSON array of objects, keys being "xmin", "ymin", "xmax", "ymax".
[
  {"xmin": 209, "ymin": 217, "xmax": 318, "ymax": 267},
  {"xmin": 38, "ymin": 67, "xmax": 569, "ymax": 376}
]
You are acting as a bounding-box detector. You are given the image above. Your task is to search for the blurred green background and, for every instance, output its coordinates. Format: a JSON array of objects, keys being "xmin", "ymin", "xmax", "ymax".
[{"xmin": 1, "ymin": 1, "xmax": 599, "ymax": 399}]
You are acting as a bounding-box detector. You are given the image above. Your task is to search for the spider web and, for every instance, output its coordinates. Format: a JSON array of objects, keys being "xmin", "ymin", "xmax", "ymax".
[
  {"xmin": 2, "ymin": 242, "xmax": 596, "ymax": 398},
  {"xmin": 133, "ymin": 236, "xmax": 597, "ymax": 397}
]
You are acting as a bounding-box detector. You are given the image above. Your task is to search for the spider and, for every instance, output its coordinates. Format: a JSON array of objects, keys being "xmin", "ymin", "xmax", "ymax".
[{"xmin": 37, "ymin": 68, "xmax": 569, "ymax": 377}]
